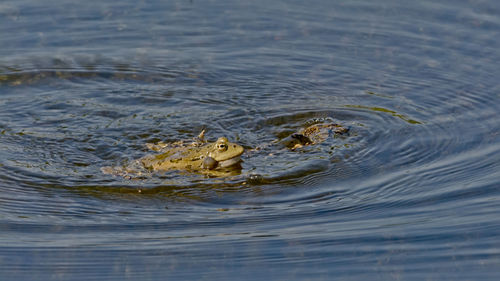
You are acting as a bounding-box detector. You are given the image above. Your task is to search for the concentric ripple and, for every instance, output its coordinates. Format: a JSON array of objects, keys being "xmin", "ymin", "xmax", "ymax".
[{"xmin": 1, "ymin": 0, "xmax": 500, "ymax": 279}]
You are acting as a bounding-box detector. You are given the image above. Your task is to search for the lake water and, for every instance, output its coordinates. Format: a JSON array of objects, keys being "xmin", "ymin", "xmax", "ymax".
[{"xmin": 1, "ymin": 0, "xmax": 499, "ymax": 280}]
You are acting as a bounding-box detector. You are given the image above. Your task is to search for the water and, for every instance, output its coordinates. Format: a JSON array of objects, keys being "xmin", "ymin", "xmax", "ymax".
[{"xmin": 1, "ymin": 0, "xmax": 500, "ymax": 280}]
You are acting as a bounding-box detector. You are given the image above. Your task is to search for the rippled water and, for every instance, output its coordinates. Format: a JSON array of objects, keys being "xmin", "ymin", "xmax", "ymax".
[{"xmin": 1, "ymin": 0, "xmax": 500, "ymax": 280}]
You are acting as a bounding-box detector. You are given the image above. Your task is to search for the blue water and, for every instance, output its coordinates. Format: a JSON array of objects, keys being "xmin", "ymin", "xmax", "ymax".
[{"xmin": 1, "ymin": 0, "xmax": 500, "ymax": 280}]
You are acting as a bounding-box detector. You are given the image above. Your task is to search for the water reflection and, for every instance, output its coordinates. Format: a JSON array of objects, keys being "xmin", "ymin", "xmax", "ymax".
[
  {"xmin": 344, "ymin": 104, "xmax": 422, "ymax": 124},
  {"xmin": 1, "ymin": 0, "xmax": 499, "ymax": 280}
]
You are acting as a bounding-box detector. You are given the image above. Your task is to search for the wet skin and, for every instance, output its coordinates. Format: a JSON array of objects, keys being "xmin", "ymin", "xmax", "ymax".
[
  {"xmin": 141, "ymin": 137, "xmax": 244, "ymax": 171},
  {"xmin": 280, "ymin": 123, "xmax": 349, "ymax": 149},
  {"xmin": 101, "ymin": 135, "xmax": 244, "ymax": 178}
]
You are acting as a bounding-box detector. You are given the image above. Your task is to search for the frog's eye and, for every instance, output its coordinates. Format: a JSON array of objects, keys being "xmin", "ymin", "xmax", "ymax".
[{"xmin": 217, "ymin": 143, "xmax": 228, "ymax": 152}]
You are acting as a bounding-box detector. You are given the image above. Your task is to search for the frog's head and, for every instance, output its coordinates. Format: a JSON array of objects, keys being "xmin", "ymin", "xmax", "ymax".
[{"xmin": 203, "ymin": 137, "xmax": 244, "ymax": 169}]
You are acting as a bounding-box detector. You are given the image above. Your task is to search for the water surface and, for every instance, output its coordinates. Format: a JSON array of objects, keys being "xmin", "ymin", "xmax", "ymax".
[{"xmin": 1, "ymin": 0, "xmax": 500, "ymax": 280}]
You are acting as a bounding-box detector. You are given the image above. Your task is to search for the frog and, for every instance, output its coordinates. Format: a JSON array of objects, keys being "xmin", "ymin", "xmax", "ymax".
[
  {"xmin": 141, "ymin": 136, "xmax": 244, "ymax": 171},
  {"xmin": 101, "ymin": 131, "xmax": 244, "ymax": 178},
  {"xmin": 249, "ymin": 122, "xmax": 349, "ymax": 154},
  {"xmin": 280, "ymin": 122, "xmax": 349, "ymax": 149}
]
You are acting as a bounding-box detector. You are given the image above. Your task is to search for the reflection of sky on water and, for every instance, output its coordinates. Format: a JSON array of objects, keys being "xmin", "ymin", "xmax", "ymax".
[{"xmin": 1, "ymin": 0, "xmax": 500, "ymax": 280}]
